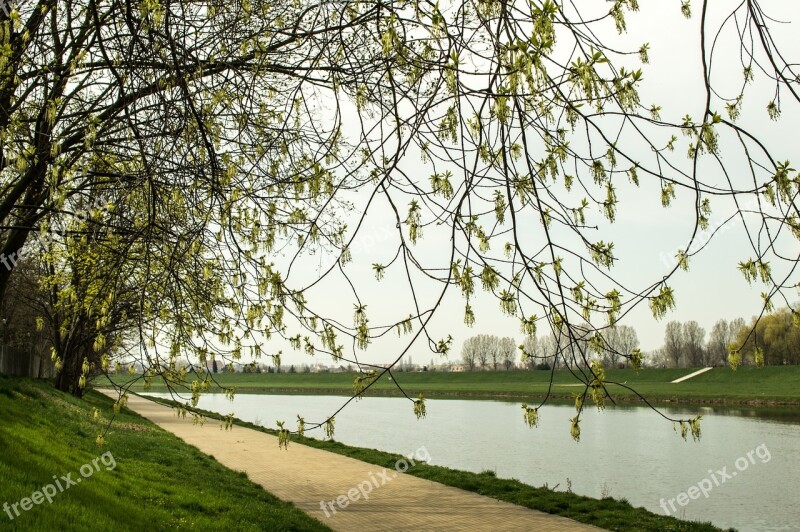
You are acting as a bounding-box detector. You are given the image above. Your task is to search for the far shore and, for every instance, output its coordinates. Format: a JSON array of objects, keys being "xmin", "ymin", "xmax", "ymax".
[{"xmin": 106, "ymin": 365, "xmax": 800, "ymax": 407}]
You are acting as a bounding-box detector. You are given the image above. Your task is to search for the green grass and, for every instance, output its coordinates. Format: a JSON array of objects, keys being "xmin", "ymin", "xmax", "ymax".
[
  {"xmin": 0, "ymin": 375, "xmax": 328, "ymax": 531},
  {"xmin": 1, "ymin": 375, "xmax": 735, "ymax": 531},
  {"xmin": 110, "ymin": 366, "xmax": 800, "ymax": 404},
  {"xmin": 144, "ymin": 395, "xmax": 732, "ymax": 532}
]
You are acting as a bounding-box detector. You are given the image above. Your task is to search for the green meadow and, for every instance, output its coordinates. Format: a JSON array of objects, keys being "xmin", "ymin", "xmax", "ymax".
[{"xmin": 110, "ymin": 366, "xmax": 800, "ymax": 404}]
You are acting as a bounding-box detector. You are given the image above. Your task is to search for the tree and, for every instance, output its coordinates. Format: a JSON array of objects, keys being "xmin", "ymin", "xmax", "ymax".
[
  {"xmin": 475, "ymin": 335, "xmax": 493, "ymax": 370},
  {"xmin": 2, "ymin": 1, "xmax": 798, "ymax": 440},
  {"xmin": 708, "ymin": 318, "xmax": 749, "ymax": 366},
  {"xmin": 602, "ymin": 327, "xmax": 620, "ymax": 368},
  {"xmin": 522, "ymin": 333, "xmax": 568, "ymax": 370},
  {"xmin": 462, "ymin": 335, "xmax": 494, "ymax": 371},
  {"xmin": 45, "ymin": 209, "xmax": 143, "ymax": 394},
  {"xmin": 540, "ymin": 335, "xmax": 561, "ymax": 370},
  {"xmin": 0, "ymin": 0, "xmax": 405, "ymax": 396},
  {"xmin": 707, "ymin": 320, "xmax": 729, "ymax": 366},
  {"xmin": 461, "ymin": 337, "xmax": 478, "ymax": 371},
  {"xmin": 734, "ymin": 308, "xmax": 800, "ymax": 366},
  {"xmin": 664, "ymin": 322, "xmax": 684, "ymax": 368},
  {"xmin": 615, "ymin": 326, "xmax": 640, "ymax": 368},
  {"xmin": 647, "ymin": 348, "xmax": 670, "ymax": 369},
  {"xmin": 521, "ymin": 335, "xmax": 541, "ymax": 370},
  {"xmin": 489, "ymin": 336, "xmax": 502, "ymax": 370},
  {"xmin": 463, "ymin": 334, "xmax": 514, "ymax": 370},
  {"xmin": 730, "ymin": 318, "xmax": 747, "ymax": 339},
  {"xmin": 499, "ymin": 337, "xmax": 516, "ymax": 371},
  {"xmin": 683, "ymin": 321, "xmax": 706, "ymax": 368},
  {"xmin": 603, "ymin": 325, "xmax": 639, "ymax": 368}
]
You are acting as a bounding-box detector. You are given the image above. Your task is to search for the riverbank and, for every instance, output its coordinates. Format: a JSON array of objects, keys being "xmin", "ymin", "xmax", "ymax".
[
  {"xmin": 110, "ymin": 390, "xmax": 606, "ymax": 531},
  {"xmin": 110, "ymin": 366, "xmax": 800, "ymax": 406},
  {"xmin": 139, "ymin": 391, "xmax": 729, "ymax": 531},
  {"xmin": 1, "ymin": 375, "xmax": 728, "ymax": 531}
]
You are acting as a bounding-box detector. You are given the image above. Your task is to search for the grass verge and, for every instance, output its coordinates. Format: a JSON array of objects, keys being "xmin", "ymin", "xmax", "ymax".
[{"xmin": 0, "ymin": 375, "xmax": 328, "ymax": 531}]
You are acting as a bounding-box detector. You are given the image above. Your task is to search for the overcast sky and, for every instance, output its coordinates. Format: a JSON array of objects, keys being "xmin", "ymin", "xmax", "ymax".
[{"xmin": 236, "ymin": 1, "xmax": 800, "ymax": 368}]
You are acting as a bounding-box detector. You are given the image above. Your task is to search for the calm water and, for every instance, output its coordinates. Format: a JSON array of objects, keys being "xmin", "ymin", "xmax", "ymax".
[{"xmin": 147, "ymin": 393, "xmax": 800, "ymax": 531}]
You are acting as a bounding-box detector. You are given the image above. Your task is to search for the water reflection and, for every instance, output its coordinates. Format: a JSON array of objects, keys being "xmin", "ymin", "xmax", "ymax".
[{"xmin": 484, "ymin": 396, "xmax": 800, "ymax": 425}]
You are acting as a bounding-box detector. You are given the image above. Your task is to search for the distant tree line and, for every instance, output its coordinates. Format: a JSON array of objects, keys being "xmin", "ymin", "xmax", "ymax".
[
  {"xmin": 461, "ymin": 326, "xmax": 640, "ymax": 371},
  {"xmin": 651, "ymin": 308, "xmax": 800, "ymax": 368},
  {"xmin": 461, "ymin": 335, "xmax": 517, "ymax": 371},
  {"xmin": 519, "ymin": 325, "xmax": 639, "ymax": 371},
  {"xmin": 463, "ymin": 307, "xmax": 800, "ymax": 371},
  {"xmin": 652, "ymin": 319, "xmax": 742, "ymax": 368}
]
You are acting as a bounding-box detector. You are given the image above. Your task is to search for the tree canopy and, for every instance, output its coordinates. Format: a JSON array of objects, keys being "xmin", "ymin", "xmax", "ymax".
[{"xmin": 1, "ymin": 0, "xmax": 799, "ymax": 443}]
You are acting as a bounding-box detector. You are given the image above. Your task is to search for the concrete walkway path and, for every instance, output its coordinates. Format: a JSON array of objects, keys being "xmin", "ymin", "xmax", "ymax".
[
  {"xmin": 671, "ymin": 367, "xmax": 714, "ymax": 383},
  {"xmin": 100, "ymin": 390, "xmax": 603, "ymax": 532}
]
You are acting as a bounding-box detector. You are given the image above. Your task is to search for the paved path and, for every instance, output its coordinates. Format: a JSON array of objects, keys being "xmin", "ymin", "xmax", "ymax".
[
  {"xmin": 671, "ymin": 367, "xmax": 714, "ymax": 383},
  {"xmin": 100, "ymin": 390, "xmax": 603, "ymax": 532}
]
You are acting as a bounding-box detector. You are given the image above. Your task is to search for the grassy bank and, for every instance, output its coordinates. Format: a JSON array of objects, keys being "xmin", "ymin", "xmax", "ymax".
[
  {"xmin": 0, "ymin": 376, "xmax": 327, "ymax": 531},
  {"xmin": 144, "ymin": 394, "xmax": 731, "ymax": 532},
  {"xmin": 1, "ymin": 375, "xmax": 731, "ymax": 531},
  {"xmin": 111, "ymin": 366, "xmax": 800, "ymax": 405}
]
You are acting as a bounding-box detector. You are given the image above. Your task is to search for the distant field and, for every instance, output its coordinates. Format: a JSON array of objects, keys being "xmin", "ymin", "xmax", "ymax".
[{"xmin": 105, "ymin": 366, "xmax": 800, "ymax": 405}]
